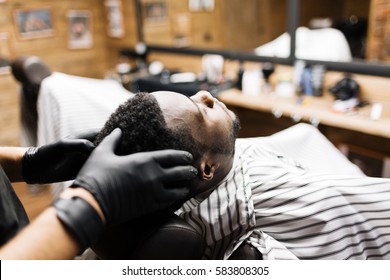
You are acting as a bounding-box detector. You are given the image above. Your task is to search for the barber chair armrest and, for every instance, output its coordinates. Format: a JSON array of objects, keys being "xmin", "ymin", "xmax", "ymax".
[
  {"xmin": 228, "ymin": 243, "xmax": 263, "ymax": 260},
  {"xmin": 11, "ymin": 56, "xmax": 52, "ymax": 146}
]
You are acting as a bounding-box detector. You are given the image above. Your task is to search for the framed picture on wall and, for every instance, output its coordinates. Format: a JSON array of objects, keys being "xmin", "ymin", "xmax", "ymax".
[
  {"xmin": 105, "ymin": 0, "xmax": 125, "ymax": 38},
  {"xmin": 189, "ymin": 0, "xmax": 215, "ymax": 11},
  {"xmin": 13, "ymin": 8, "xmax": 54, "ymax": 39},
  {"xmin": 0, "ymin": 33, "xmax": 12, "ymax": 74},
  {"xmin": 67, "ymin": 10, "xmax": 93, "ymax": 49},
  {"xmin": 141, "ymin": 0, "xmax": 168, "ymax": 24}
]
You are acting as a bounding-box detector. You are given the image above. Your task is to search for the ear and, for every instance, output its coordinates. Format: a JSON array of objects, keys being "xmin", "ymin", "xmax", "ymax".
[{"xmin": 199, "ymin": 161, "xmax": 219, "ymax": 181}]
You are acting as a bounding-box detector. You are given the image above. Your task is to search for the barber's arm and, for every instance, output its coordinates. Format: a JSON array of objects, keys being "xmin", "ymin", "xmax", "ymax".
[
  {"xmin": 0, "ymin": 128, "xmax": 197, "ymax": 259},
  {"xmin": 0, "ymin": 187, "xmax": 103, "ymax": 260},
  {"xmin": 0, "ymin": 129, "xmax": 98, "ymax": 183},
  {"xmin": 0, "ymin": 146, "xmax": 28, "ymax": 183}
]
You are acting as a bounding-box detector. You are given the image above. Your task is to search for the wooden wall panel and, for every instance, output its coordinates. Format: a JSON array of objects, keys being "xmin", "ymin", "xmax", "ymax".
[
  {"xmin": 223, "ymin": 0, "xmax": 288, "ymax": 48},
  {"xmin": 222, "ymin": 0, "xmax": 262, "ymax": 50},
  {"xmin": 0, "ymin": 0, "xmax": 138, "ymax": 146},
  {"xmin": 0, "ymin": 75, "xmax": 20, "ymax": 146},
  {"xmin": 343, "ymin": 0, "xmax": 370, "ymax": 18}
]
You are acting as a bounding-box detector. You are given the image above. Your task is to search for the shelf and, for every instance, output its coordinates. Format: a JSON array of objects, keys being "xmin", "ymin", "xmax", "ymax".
[{"xmin": 218, "ymin": 88, "xmax": 390, "ymax": 139}]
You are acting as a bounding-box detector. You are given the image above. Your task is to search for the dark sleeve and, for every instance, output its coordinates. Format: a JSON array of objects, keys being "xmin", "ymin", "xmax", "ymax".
[{"xmin": 0, "ymin": 165, "xmax": 29, "ymax": 246}]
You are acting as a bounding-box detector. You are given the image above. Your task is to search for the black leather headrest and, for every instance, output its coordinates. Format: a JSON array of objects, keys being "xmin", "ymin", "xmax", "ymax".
[{"xmin": 11, "ymin": 56, "xmax": 52, "ymax": 87}]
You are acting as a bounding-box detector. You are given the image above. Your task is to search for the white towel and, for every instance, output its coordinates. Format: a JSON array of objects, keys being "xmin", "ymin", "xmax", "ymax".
[{"xmin": 37, "ymin": 72, "xmax": 132, "ymax": 145}]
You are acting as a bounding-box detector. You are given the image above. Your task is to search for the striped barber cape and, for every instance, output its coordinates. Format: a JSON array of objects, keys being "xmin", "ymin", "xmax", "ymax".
[{"xmin": 177, "ymin": 138, "xmax": 390, "ymax": 260}]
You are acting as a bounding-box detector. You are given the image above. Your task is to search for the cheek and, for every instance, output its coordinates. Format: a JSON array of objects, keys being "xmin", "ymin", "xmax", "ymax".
[{"xmin": 215, "ymin": 119, "xmax": 232, "ymax": 138}]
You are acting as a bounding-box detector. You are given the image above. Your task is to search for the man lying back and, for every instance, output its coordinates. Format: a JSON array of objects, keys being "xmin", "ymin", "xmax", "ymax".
[
  {"xmin": 96, "ymin": 90, "xmax": 390, "ymax": 260},
  {"xmin": 95, "ymin": 90, "xmax": 241, "ymax": 199}
]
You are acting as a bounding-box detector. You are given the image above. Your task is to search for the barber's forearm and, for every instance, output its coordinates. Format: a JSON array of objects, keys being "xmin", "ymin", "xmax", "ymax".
[
  {"xmin": 0, "ymin": 207, "xmax": 80, "ymax": 259},
  {"xmin": 0, "ymin": 188, "xmax": 105, "ymax": 259},
  {"xmin": 0, "ymin": 147, "xmax": 29, "ymax": 182}
]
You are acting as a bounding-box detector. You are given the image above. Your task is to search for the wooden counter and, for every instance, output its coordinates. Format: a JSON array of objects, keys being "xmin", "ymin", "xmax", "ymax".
[{"xmin": 219, "ymin": 88, "xmax": 390, "ymax": 139}]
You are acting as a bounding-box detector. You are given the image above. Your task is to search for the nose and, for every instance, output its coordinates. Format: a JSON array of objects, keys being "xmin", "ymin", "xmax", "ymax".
[{"xmin": 193, "ymin": 91, "xmax": 214, "ymax": 108}]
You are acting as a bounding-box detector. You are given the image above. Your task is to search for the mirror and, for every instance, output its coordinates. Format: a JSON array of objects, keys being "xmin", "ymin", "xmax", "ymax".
[
  {"xmin": 138, "ymin": 0, "xmax": 288, "ymax": 53},
  {"xmin": 134, "ymin": 0, "xmax": 390, "ymax": 77},
  {"xmin": 256, "ymin": 0, "xmax": 370, "ymax": 62},
  {"xmin": 297, "ymin": 0, "xmax": 370, "ymax": 62},
  {"xmin": 293, "ymin": 0, "xmax": 390, "ymax": 76}
]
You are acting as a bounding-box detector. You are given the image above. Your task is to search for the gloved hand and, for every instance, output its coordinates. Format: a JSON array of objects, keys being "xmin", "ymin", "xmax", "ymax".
[
  {"xmin": 22, "ymin": 129, "xmax": 99, "ymax": 184},
  {"xmin": 72, "ymin": 128, "xmax": 198, "ymax": 226}
]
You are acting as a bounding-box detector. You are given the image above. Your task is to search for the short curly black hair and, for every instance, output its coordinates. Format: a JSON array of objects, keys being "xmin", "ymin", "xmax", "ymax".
[{"xmin": 94, "ymin": 92, "xmax": 202, "ymax": 165}]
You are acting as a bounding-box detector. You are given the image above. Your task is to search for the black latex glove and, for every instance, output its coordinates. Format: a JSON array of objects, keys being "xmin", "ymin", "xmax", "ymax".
[
  {"xmin": 72, "ymin": 128, "xmax": 197, "ymax": 226},
  {"xmin": 22, "ymin": 129, "xmax": 99, "ymax": 184}
]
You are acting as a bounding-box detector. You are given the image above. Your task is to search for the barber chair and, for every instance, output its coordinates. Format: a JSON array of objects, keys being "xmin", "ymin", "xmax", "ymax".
[
  {"xmin": 92, "ymin": 213, "xmax": 206, "ymax": 260},
  {"xmin": 11, "ymin": 56, "xmax": 262, "ymax": 260},
  {"xmin": 11, "ymin": 56, "xmax": 52, "ymax": 146}
]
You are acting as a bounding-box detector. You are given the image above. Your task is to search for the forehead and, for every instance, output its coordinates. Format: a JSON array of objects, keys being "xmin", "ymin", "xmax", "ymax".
[
  {"xmin": 151, "ymin": 91, "xmax": 198, "ymax": 122},
  {"xmin": 151, "ymin": 91, "xmax": 191, "ymax": 107}
]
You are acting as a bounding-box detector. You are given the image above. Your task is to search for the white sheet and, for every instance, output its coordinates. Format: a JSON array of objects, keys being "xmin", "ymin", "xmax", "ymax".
[
  {"xmin": 245, "ymin": 123, "xmax": 364, "ymax": 176},
  {"xmin": 37, "ymin": 72, "xmax": 132, "ymax": 145}
]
